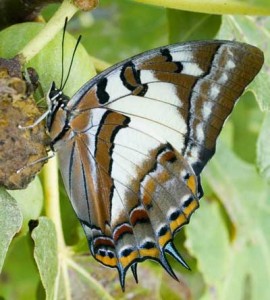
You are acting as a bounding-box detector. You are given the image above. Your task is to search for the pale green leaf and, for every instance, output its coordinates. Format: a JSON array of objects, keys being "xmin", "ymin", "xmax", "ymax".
[
  {"xmin": 0, "ymin": 22, "xmax": 95, "ymax": 97},
  {"xmin": 217, "ymin": 15, "xmax": 270, "ymax": 111},
  {"xmin": 257, "ymin": 112, "xmax": 270, "ymax": 182},
  {"xmin": 186, "ymin": 141, "xmax": 270, "ymax": 300},
  {"xmin": 0, "ymin": 188, "xmax": 22, "ymax": 272},
  {"xmin": 185, "ymin": 201, "xmax": 230, "ymax": 284},
  {"xmin": 230, "ymin": 92, "xmax": 262, "ymax": 164},
  {"xmin": 8, "ymin": 177, "xmax": 43, "ymax": 235},
  {"xmin": 31, "ymin": 217, "xmax": 58, "ymax": 300}
]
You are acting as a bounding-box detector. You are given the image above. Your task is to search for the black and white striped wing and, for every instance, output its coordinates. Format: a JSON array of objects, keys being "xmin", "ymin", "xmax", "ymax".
[{"xmin": 51, "ymin": 40, "xmax": 263, "ymax": 288}]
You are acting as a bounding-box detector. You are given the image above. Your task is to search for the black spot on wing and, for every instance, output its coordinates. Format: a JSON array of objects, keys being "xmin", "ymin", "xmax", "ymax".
[
  {"xmin": 120, "ymin": 61, "xmax": 141, "ymax": 90},
  {"xmin": 141, "ymin": 241, "xmax": 156, "ymax": 249},
  {"xmin": 160, "ymin": 48, "xmax": 183, "ymax": 72},
  {"xmin": 120, "ymin": 61, "xmax": 148, "ymax": 96},
  {"xmin": 174, "ymin": 62, "xmax": 183, "ymax": 73},
  {"xmin": 161, "ymin": 48, "xmax": 172, "ymax": 61},
  {"xmin": 158, "ymin": 225, "xmax": 169, "ymax": 237},
  {"xmin": 97, "ymin": 77, "xmax": 110, "ymax": 104}
]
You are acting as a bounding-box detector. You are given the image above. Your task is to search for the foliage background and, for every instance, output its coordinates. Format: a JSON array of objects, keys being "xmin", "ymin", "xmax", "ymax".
[{"xmin": 0, "ymin": 0, "xmax": 270, "ymax": 299}]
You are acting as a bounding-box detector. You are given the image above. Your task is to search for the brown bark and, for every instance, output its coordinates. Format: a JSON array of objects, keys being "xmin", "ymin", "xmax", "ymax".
[{"xmin": 0, "ymin": 0, "xmax": 61, "ymax": 29}]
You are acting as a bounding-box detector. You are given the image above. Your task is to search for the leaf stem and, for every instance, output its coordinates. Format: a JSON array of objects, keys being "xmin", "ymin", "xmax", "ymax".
[
  {"xmin": 43, "ymin": 157, "xmax": 66, "ymax": 251},
  {"xmin": 18, "ymin": 0, "xmax": 79, "ymax": 63}
]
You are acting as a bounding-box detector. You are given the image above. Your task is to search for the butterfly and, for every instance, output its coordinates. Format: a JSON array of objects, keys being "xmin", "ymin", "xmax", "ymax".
[{"xmin": 46, "ymin": 39, "xmax": 263, "ymax": 289}]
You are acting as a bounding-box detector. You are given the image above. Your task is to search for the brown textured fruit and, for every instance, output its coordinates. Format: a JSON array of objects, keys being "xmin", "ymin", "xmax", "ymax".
[
  {"xmin": 74, "ymin": 0, "xmax": 99, "ymax": 11},
  {"xmin": 0, "ymin": 70, "xmax": 50, "ymax": 189}
]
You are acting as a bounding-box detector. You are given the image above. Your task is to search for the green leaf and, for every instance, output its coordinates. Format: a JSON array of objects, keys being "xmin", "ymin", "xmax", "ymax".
[
  {"xmin": 0, "ymin": 235, "xmax": 41, "ymax": 300},
  {"xmin": 0, "ymin": 22, "xmax": 96, "ymax": 97},
  {"xmin": 167, "ymin": 10, "xmax": 221, "ymax": 43},
  {"xmin": 217, "ymin": 15, "xmax": 270, "ymax": 111},
  {"xmin": 186, "ymin": 141, "xmax": 270, "ymax": 300},
  {"xmin": 257, "ymin": 112, "xmax": 270, "ymax": 183},
  {"xmin": 31, "ymin": 217, "xmax": 58, "ymax": 300},
  {"xmin": 0, "ymin": 188, "xmax": 22, "ymax": 272},
  {"xmin": 230, "ymin": 92, "xmax": 263, "ymax": 164},
  {"xmin": 132, "ymin": 0, "xmax": 270, "ymax": 15},
  {"xmin": 73, "ymin": 0, "xmax": 167, "ymax": 64},
  {"xmin": 8, "ymin": 177, "xmax": 43, "ymax": 235},
  {"xmin": 30, "ymin": 217, "xmax": 163, "ymax": 300}
]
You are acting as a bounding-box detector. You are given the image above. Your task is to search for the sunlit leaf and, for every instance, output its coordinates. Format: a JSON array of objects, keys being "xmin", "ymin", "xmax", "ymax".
[
  {"xmin": 132, "ymin": 0, "xmax": 270, "ymax": 15},
  {"xmin": 8, "ymin": 177, "xmax": 43, "ymax": 235},
  {"xmin": 217, "ymin": 15, "xmax": 270, "ymax": 111},
  {"xmin": 186, "ymin": 141, "xmax": 270, "ymax": 300},
  {"xmin": 0, "ymin": 188, "xmax": 22, "ymax": 272},
  {"xmin": 167, "ymin": 10, "xmax": 221, "ymax": 43},
  {"xmin": 257, "ymin": 112, "xmax": 270, "ymax": 183},
  {"xmin": 0, "ymin": 22, "xmax": 95, "ymax": 97},
  {"xmin": 31, "ymin": 217, "xmax": 58, "ymax": 300},
  {"xmin": 230, "ymin": 92, "xmax": 263, "ymax": 164}
]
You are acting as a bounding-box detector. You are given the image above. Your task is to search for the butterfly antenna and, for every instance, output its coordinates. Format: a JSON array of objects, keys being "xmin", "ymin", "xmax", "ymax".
[
  {"xmin": 61, "ymin": 35, "xmax": 82, "ymax": 91},
  {"xmin": 60, "ymin": 17, "xmax": 69, "ymax": 90}
]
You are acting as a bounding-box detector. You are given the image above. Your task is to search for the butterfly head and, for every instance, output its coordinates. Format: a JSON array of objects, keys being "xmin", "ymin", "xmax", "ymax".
[
  {"xmin": 47, "ymin": 81, "xmax": 69, "ymax": 106},
  {"xmin": 46, "ymin": 81, "xmax": 70, "ymax": 128}
]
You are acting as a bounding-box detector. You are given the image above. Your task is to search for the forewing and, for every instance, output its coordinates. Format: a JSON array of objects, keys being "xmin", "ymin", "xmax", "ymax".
[{"xmin": 69, "ymin": 40, "xmax": 263, "ymax": 175}]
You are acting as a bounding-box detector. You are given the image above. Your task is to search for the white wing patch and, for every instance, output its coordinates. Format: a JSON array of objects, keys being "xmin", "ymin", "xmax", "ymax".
[
  {"xmin": 145, "ymin": 82, "xmax": 183, "ymax": 107},
  {"xmin": 196, "ymin": 123, "xmax": 205, "ymax": 143},
  {"xmin": 170, "ymin": 50, "xmax": 194, "ymax": 62},
  {"xmin": 105, "ymin": 70, "xmax": 131, "ymax": 100},
  {"xmin": 110, "ymin": 184, "xmax": 125, "ymax": 224},
  {"xmin": 209, "ymin": 85, "xmax": 220, "ymax": 98},
  {"xmin": 182, "ymin": 62, "xmax": 204, "ymax": 76},
  {"xmin": 202, "ymin": 101, "xmax": 214, "ymax": 119},
  {"xmin": 108, "ymin": 95, "xmax": 187, "ymax": 153},
  {"xmin": 140, "ymin": 70, "xmax": 157, "ymax": 83}
]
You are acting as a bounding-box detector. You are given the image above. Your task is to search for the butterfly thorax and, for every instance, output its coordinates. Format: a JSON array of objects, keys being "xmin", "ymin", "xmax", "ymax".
[{"xmin": 46, "ymin": 82, "xmax": 73, "ymax": 151}]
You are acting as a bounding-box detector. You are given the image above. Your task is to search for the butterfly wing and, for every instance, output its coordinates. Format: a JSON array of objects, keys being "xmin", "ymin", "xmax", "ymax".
[{"xmin": 54, "ymin": 41, "xmax": 263, "ymax": 287}]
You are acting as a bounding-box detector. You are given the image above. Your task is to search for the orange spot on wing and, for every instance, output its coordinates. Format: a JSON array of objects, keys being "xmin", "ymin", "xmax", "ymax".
[
  {"xmin": 157, "ymin": 170, "xmax": 170, "ymax": 182},
  {"xmin": 95, "ymin": 254, "xmax": 117, "ymax": 267},
  {"xmin": 159, "ymin": 151, "xmax": 176, "ymax": 164},
  {"xmin": 139, "ymin": 248, "xmax": 159, "ymax": 258},
  {"xmin": 182, "ymin": 199, "xmax": 199, "ymax": 217},
  {"xmin": 113, "ymin": 224, "xmax": 133, "ymax": 242},
  {"xmin": 158, "ymin": 231, "xmax": 172, "ymax": 247},
  {"xmin": 130, "ymin": 208, "xmax": 149, "ymax": 226},
  {"xmin": 93, "ymin": 238, "xmax": 115, "ymax": 249},
  {"xmin": 142, "ymin": 178, "xmax": 156, "ymax": 207},
  {"xmin": 119, "ymin": 251, "xmax": 139, "ymax": 268},
  {"xmin": 170, "ymin": 214, "xmax": 187, "ymax": 232},
  {"xmin": 187, "ymin": 175, "xmax": 197, "ymax": 194}
]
